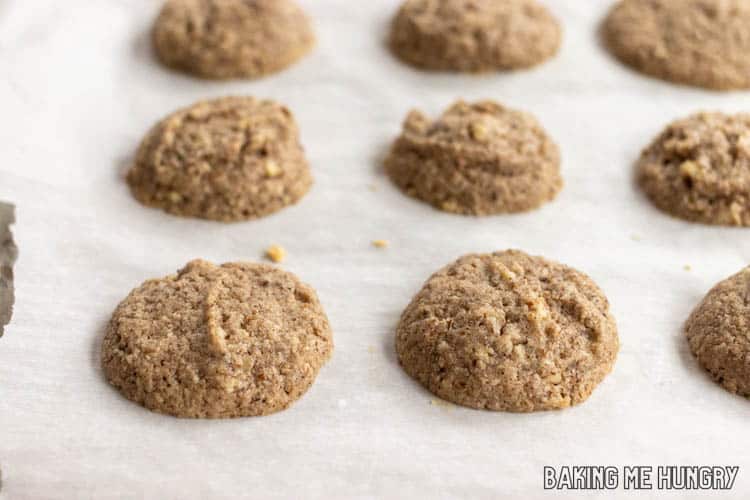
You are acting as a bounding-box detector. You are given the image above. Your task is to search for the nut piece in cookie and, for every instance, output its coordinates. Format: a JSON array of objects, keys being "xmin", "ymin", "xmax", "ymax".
[
  {"xmin": 603, "ymin": 0, "xmax": 750, "ymax": 91},
  {"xmin": 395, "ymin": 250, "xmax": 619, "ymax": 412},
  {"xmin": 153, "ymin": 0, "xmax": 315, "ymax": 79},
  {"xmin": 101, "ymin": 260, "xmax": 333, "ymax": 418},
  {"xmin": 686, "ymin": 268, "xmax": 750, "ymax": 398},
  {"xmin": 384, "ymin": 100, "xmax": 562, "ymax": 215},
  {"xmin": 637, "ymin": 112, "xmax": 750, "ymax": 226},
  {"xmin": 127, "ymin": 96, "xmax": 313, "ymax": 222},
  {"xmin": 389, "ymin": 0, "xmax": 561, "ymax": 73}
]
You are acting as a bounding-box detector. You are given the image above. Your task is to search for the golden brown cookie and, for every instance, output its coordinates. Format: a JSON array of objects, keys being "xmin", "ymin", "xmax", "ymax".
[
  {"xmin": 637, "ymin": 112, "xmax": 750, "ymax": 226},
  {"xmin": 153, "ymin": 0, "xmax": 315, "ymax": 80},
  {"xmin": 102, "ymin": 260, "xmax": 333, "ymax": 418},
  {"xmin": 389, "ymin": 0, "xmax": 561, "ymax": 73},
  {"xmin": 603, "ymin": 0, "xmax": 750, "ymax": 91},
  {"xmin": 127, "ymin": 96, "xmax": 312, "ymax": 222},
  {"xmin": 384, "ymin": 100, "xmax": 562, "ymax": 215},
  {"xmin": 395, "ymin": 250, "xmax": 619, "ymax": 412},
  {"xmin": 686, "ymin": 268, "xmax": 750, "ymax": 398}
]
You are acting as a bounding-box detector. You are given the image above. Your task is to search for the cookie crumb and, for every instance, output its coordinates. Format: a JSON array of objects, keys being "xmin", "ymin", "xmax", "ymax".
[
  {"xmin": 265, "ymin": 245, "xmax": 286, "ymax": 263},
  {"xmin": 372, "ymin": 240, "xmax": 389, "ymax": 249},
  {"xmin": 684, "ymin": 265, "xmax": 692, "ymax": 271}
]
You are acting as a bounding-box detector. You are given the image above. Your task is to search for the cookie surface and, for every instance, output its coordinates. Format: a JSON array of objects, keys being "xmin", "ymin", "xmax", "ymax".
[
  {"xmin": 389, "ymin": 0, "xmax": 561, "ymax": 72},
  {"xmin": 153, "ymin": 0, "xmax": 314, "ymax": 79},
  {"xmin": 384, "ymin": 100, "xmax": 562, "ymax": 215},
  {"xmin": 127, "ymin": 96, "xmax": 312, "ymax": 222},
  {"xmin": 686, "ymin": 268, "xmax": 750, "ymax": 398},
  {"xmin": 395, "ymin": 250, "xmax": 618, "ymax": 412},
  {"xmin": 637, "ymin": 112, "xmax": 750, "ymax": 226},
  {"xmin": 603, "ymin": 0, "xmax": 750, "ymax": 90},
  {"xmin": 102, "ymin": 260, "xmax": 333, "ymax": 418}
]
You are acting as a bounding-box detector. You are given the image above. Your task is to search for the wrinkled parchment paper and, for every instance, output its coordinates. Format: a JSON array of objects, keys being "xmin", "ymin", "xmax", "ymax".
[{"xmin": 1, "ymin": 1, "xmax": 750, "ymax": 498}]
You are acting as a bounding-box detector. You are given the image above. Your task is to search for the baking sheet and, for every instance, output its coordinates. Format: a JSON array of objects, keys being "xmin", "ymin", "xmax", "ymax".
[{"xmin": 2, "ymin": 0, "xmax": 750, "ymax": 498}]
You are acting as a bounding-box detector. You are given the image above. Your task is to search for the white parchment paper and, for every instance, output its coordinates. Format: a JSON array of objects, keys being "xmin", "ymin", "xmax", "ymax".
[{"xmin": 2, "ymin": 1, "xmax": 750, "ymax": 498}]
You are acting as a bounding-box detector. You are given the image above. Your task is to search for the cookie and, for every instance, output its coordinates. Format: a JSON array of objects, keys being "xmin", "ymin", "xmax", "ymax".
[
  {"xmin": 603, "ymin": 0, "xmax": 750, "ymax": 91},
  {"xmin": 153, "ymin": 0, "xmax": 315, "ymax": 80},
  {"xmin": 127, "ymin": 97, "xmax": 312, "ymax": 222},
  {"xmin": 389, "ymin": 0, "xmax": 561, "ymax": 73},
  {"xmin": 102, "ymin": 260, "xmax": 333, "ymax": 418},
  {"xmin": 395, "ymin": 250, "xmax": 618, "ymax": 412},
  {"xmin": 637, "ymin": 112, "xmax": 750, "ymax": 226},
  {"xmin": 384, "ymin": 100, "xmax": 562, "ymax": 215},
  {"xmin": 686, "ymin": 268, "xmax": 750, "ymax": 398}
]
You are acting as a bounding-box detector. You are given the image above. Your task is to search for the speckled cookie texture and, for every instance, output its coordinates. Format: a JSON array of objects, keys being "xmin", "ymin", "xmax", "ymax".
[
  {"xmin": 395, "ymin": 250, "xmax": 618, "ymax": 412},
  {"xmin": 686, "ymin": 268, "xmax": 750, "ymax": 398},
  {"xmin": 637, "ymin": 112, "xmax": 750, "ymax": 226},
  {"xmin": 389, "ymin": 0, "xmax": 561, "ymax": 72},
  {"xmin": 127, "ymin": 96, "xmax": 312, "ymax": 222},
  {"xmin": 153, "ymin": 0, "xmax": 315, "ymax": 79},
  {"xmin": 384, "ymin": 100, "xmax": 562, "ymax": 215},
  {"xmin": 102, "ymin": 260, "xmax": 333, "ymax": 418},
  {"xmin": 603, "ymin": 0, "xmax": 750, "ymax": 90}
]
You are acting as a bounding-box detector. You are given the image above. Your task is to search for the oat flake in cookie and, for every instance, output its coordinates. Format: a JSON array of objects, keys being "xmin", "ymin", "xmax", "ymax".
[
  {"xmin": 395, "ymin": 250, "xmax": 618, "ymax": 412},
  {"xmin": 384, "ymin": 100, "xmax": 562, "ymax": 215},
  {"xmin": 153, "ymin": 0, "xmax": 315, "ymax": 80},
  {"xmin": 686, "ymin": 268, "xmax": 750, "ymax": 398},
  {"xmin": 389, "ymin": 0, "xmax": 561, "ymax": 73},
  {"xmin": 603, "ymin": 0, "xmax": 750, "ymax": 91},
  {"xmin": 127, "ymin": 97, "xmax": 312, "ymax": 222},
  {"xmin": 102, "ymin": 260, "xmax": 333, "ymax": 418},
  {"xmin": 637, "ymin": 112, "xmax": 750, "ymax": 226}
]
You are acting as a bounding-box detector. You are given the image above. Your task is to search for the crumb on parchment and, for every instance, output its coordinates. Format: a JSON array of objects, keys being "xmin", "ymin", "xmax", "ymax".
[
  {"xmin": 265, "ymin": 245, "xmax": 286, "ymax": 263},
  {"xmin": 372, "ymin": 240, "xmax": 389, "ymax": 249}
]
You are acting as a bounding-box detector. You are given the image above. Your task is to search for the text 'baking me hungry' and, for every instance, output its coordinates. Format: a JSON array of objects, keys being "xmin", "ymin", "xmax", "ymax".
[{"xmin": 543, "ymin": 466, "xmax": 739, "ymax": 491}]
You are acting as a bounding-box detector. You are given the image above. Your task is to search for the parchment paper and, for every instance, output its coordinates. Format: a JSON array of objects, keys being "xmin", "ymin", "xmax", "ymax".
[{"xmin": 1, "ymin": 1, "xmax": 750, "ymax": 498}]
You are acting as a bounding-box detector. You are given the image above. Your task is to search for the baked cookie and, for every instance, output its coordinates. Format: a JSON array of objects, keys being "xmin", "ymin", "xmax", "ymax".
[
  {"xmin": 637, "ymin": 112, "xmax": 750, "ymax": 226},
  {"xmin": 102, "ymin": 260, "xmax": 333, "ymax": 418},
  {"xmin": 127, "ymin": 96, "xmax": 312, "ymax": 222},
  {"xmin": 389, "ymin": 0, "xmax": 561, "ymax": 73},
  {"xmin": 153, "ymin": 0, "xmax": 315, "ymax": 79},
  {"xmin": 395, "ymin": 250, "xmax": 618, "ymax": 412},
  {"xmin": 686, "ymin": 268, "xmax": 750, "ymax": 398},
  {"xmin": 384, "ymin": 100, "xmax": 562, "ymax": 215},
  {"xmin": 603, "ymin": 0, "xmax": 750, "ymax": 91}
]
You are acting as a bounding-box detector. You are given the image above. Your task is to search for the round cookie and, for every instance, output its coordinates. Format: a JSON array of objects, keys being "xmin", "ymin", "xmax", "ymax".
[
  {"xmin": 395, "ymin": 250, "xmax": 619, "ymax": 412},
  {"xmin": 389, "ymin": 0, "xmax": 561, "ymax": 73},
  {"xmin": 102, "ymin": 259, "xmax": 333, "ymax": 418},
  {"xmin": 686, "ymin": 268, "xmax": 750, "ymax": 398},
  {"xmin": 384, "ymin": 100, "xmax": 562, "ymax": 215},
  {"xmin": 127, "ymin": 96, "xmax": 312, "ymax": 222},
  {"xmin": 637, "ymin": 112, "xmax": 750, "ymax": 226},
  {"xmin": 153, "ymin": 0, "xmax": 315, "ymax": 80},
  {"xmin": 603, "ymin": 0, "xmax": 750, "ymax": 91}
]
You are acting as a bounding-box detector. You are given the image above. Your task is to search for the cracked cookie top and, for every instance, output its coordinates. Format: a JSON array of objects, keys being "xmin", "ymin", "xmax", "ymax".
[
  {"xmin": 604, "ymin": 0, "xmax": 750, "ymax": 90},
  {"xmin": 686, "ymin": 267, "xmax": 750, "ymax": 398},
  {"xmin": 102, "ymin": 259, "xmax": 333, "ymax": 418},
  {"xmin": 637, "ymin": 112, "xmax": 750, "ymax": 226},
  {"xmin": 127, "ymin": 96, "xmax": 312, "ymax": 222},
  {"xmin": 395, "ymin": 250, "xmax": 618, "ymax": 412},
  {"xmin": 384, "ymin": 100, "xmax": 562, "ymax": 215},
  {"xmin": 389, "ymin": 0, "xmax": 561, "ymax": 72},
  {"xmin": 153, "ymin": 0, "xmax": 315, "ymax": 79}
]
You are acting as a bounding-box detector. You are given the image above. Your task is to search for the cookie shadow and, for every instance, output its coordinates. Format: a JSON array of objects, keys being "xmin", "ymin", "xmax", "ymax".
[
  {"xmin": 117, "ymin": 153, "xmax": 134, "ymax": 180},
  {"xmin": 371, "ymin": 138, "xmax": 392, "ymax": 177},
  {"xmin": 90, "ymin": 317, "xmax": 108, "ymax": 383}
]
